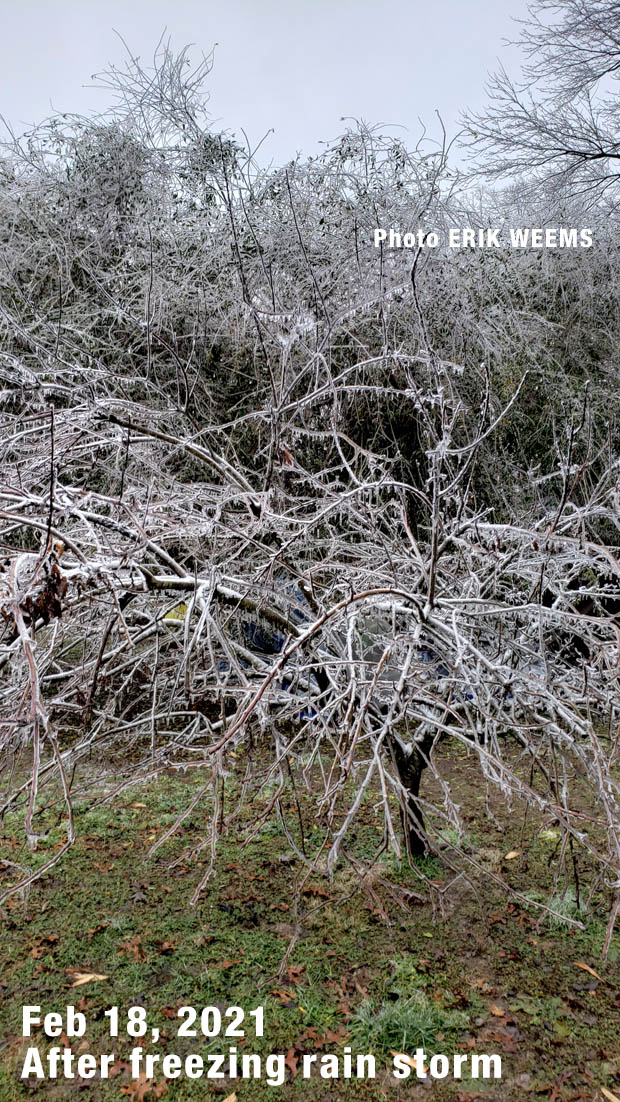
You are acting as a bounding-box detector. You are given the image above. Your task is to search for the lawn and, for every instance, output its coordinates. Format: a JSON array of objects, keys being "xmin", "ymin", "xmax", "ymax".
[{"xmin": 0, "ymin": 756, "xmax": 619, "ymax": 1101}]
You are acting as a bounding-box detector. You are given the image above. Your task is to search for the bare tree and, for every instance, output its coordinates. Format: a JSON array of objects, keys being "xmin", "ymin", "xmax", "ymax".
[
  {"xmin": 462, "ymin": 0, "xmax": 620, "ymax": 207},
  {"xmin": 1, "ymin": 44, "xmax": 620, "ymax": 958}
]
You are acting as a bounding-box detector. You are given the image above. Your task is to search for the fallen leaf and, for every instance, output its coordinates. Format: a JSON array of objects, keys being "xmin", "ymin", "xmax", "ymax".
[
  {"xmin": 504, "ymin": 850, "xmax": 520, "ymax": 860},
  {"xmin": 271, "ymin": 988, "xmax": 297, "ymax": 1005},
  {"xmin": 601, "ymin": 1088, "xmax": 620, "ymax": 1102},
  {"xmin": 485, "ymin": 1029, "xmax": 518, "ymax": 1053},
  {"xmin": 390, "ymin": 1051, "xmax": 415, "ymax": 1069},
  {"xmin": 301, "ymin": 885, "xmax": 331, "ymax": 898},
  {"xmin": 223, "ymin": 1095, "xmax": 237, "ymax": 1102},
  {"xmin": 29, "ymin": 933, "xmax": 60, "ymax": 958},
  {"xmin": 284, "ymin": 1047, "xmax": 299, "ymax": 1077},
  {"xmin": 123, "ymin": 1075, "xmax": 168, "ymax": 1101},
  {"xmin": 120, "ymin": 1074, "xmax": 157, "ymax": 1101},
  {"xmin": 489, "ymin": 1005, "xmax": 505, "ymax": 1017},
  {"xmin": 573, "ymin": 961, "xmax": 603, "ymax": 981},
  {"xmin": 68, "ymin": 971, "xmax": 108, "ymax": 987},
  {"xmin": 87, "ymin": 923, "xmax": 108, "ymax": 937},
  {"xmin": 118, "ymin": 936, "xmax": 146, "ymax": 962},
  {"xmin": 390, "ymin": 1050, "xmax": 427, "ymax": 1075},
  {"xmin": 286, "ymin": 964, "xmax": 306, "ymax": 984},
  {"xmin": 109, "ymin": 1059, "xmax": 131, "ymax": 1079},
  {"xmin": 323, "ymin": 1025, "xmax": 347, "ymax": 1043},
  {"xmin": 219, "ymin": 957, "xmax": 243, "ymax": 970}
]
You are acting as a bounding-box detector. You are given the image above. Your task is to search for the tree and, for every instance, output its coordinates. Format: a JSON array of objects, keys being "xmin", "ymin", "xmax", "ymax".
[
  {"xmin": 1, "ymin": 43, "xmax": 620, "ymax": 958},
  {"xmin": 462, "ymin": 0, "xmax": 620, "ymax": 207}
]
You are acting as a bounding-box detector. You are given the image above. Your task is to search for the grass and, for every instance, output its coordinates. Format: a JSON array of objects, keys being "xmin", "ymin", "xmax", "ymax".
[
  {"xmin": 524, "ymin": 886, "xmax": 592, "ymax": 930},
  {"xmin": 351, "ymin": 992, "xmax": 468, "ymax": 1055},
  {"xmin": 546, "ymin": 887, "xmax": 589, "ymax": 927},
  {"xmin": 0, "ymin": 759, "xmax": 619, "ymax": 1101}
]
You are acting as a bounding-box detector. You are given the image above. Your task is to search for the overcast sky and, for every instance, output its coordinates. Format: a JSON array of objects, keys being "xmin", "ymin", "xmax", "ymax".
[{"xmin": 1, "ymin": 0, "xmax": 528, "ymax": 165}]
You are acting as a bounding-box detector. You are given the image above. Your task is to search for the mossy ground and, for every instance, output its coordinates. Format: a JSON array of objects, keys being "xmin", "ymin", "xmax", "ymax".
[{"xmin": 0, "ymin": 756, "xmax": 619, "ymax": 1102}]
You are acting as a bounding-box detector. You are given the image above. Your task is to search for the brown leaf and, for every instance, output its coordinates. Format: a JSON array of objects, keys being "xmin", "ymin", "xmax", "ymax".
[
  {"xmin": 301, "ymin": 885, "xmax": 331, "ymax": 898},
  {"xmin": 504, "ymin": 850, "xmax": 521, "ymax": 860},
  {"xmin": 487, "ymin": 911, "xmax": 507, "ymax": 925},
  {"xmin": 284, "ymin": 1048, "xmax": 299, "ymax": 1077},
  {"xmin": 194, "ymin": 933, "xmax": 214, "ymax": 947},
  {"xmin": 271, "ymin": 988, "xmax": 297, "ymax": 1005},
  {"xmin": 119, "ymin": 1075, "xmax": 168, "ymax": 1101},
  {"xmin": 601, "ymin": 1088, "xmax": 620, "ymax": 1102},
  {"xmin": 572, "ymin": 961, "xmax": 603, "ymax": 981},
  {"xmin": 109, "ymin": 1059, "xmax": 131, "ymax": 1079},
  {"xmin": 485, "ymin": 1029, "xmax": 518, "ymax": 1053},
  {"xmin": 87, "ymin": 923, "xmax": 108, "ymax": 937},
  {"xmin": 489, "ymin": 1005, "xmax": 505, "ymax": 1017},
  {"xmin": 219, "ymin": 957, "xmax": 243, "ymax": 970},
  {"xmin": 286, "ymin": 964, "xmax": 306, "ymax": 984},
  {"xmin": 29, "ymin": 933, "xmax": 60, "ymax": 958},
  {"xmin": 118, "ymin": 936, "xmax": 145, "ymax": 962},
  {"xmin": 323, "ymin": 1025, "xmax": 347, "ymax": 1043},
  {"xmin": 120, "ymin": 1075, "xmax": 155, "ymax": 1101},
  {"xmin": 223, "ymin": 1095, "xmax": 237, "ymax": 1102}
]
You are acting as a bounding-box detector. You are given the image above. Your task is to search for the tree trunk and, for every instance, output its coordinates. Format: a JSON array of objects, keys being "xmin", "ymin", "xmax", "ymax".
[{"xmin": 388, "ymin": 731, "xmax": 435, "ymax": 858}]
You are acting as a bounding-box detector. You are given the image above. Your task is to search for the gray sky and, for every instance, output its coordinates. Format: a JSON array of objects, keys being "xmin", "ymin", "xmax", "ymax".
[{"xmin": 1, "ymin": 0, "xmax": 527, "ymax": 164}]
